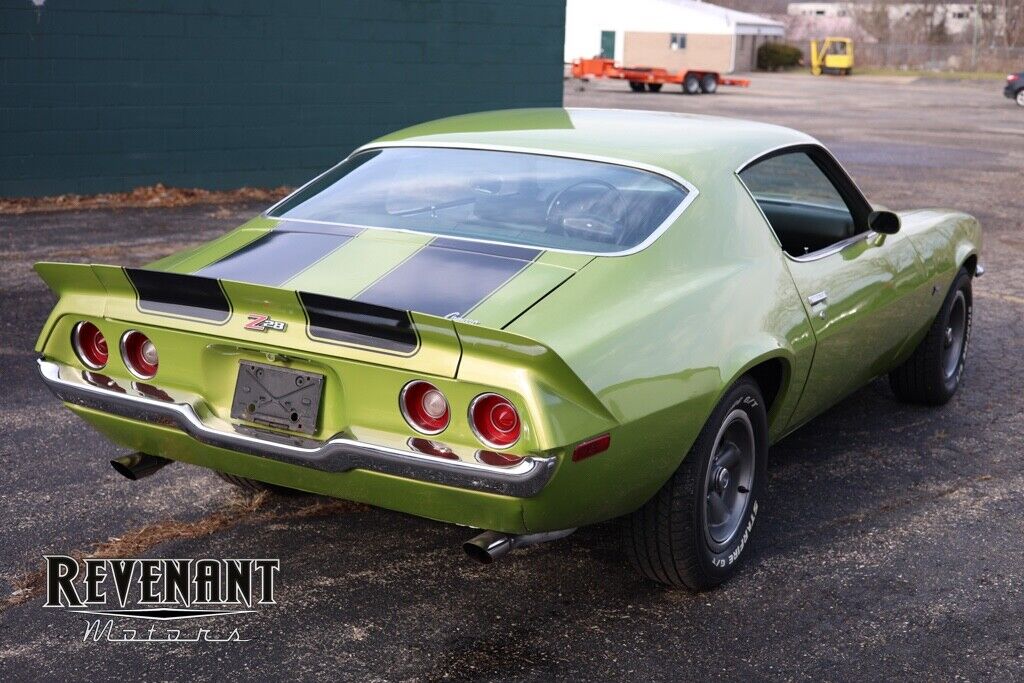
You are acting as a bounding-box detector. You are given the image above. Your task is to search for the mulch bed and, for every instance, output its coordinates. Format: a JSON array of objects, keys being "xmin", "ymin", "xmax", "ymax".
[{"xmin": 0, "ymin": 183, "xmax": 292, "ymax": 214}]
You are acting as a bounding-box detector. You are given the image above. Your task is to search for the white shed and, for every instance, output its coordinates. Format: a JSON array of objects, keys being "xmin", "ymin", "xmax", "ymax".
[{"xmin": 565, "ymin": 0, "xmax": 786, "ymax": 73}]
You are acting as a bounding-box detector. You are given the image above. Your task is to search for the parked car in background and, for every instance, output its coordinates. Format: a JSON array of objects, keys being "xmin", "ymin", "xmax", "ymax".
[
  {"xmin": 35, "ymin": 109, "xmax": 982, "ymax": 590},
  {"xmin": 1006, "ymin": 72, "xmax": 1024, "ymax": 106}
]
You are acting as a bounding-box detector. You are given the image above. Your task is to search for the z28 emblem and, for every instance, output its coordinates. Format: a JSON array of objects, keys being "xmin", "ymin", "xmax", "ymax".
[{"xmin": 244, "ymin": 314, "xmax": 287, "ymax": 332}]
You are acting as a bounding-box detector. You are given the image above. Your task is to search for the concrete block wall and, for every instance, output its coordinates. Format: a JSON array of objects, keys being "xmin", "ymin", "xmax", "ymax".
[{"xmin": 0, "ymin": 0, "xmax": 566, "ymax": 196}]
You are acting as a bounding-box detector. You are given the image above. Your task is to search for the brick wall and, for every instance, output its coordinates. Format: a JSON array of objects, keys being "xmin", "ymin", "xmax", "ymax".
[{"xmin": 0, "ymin": 0, "xmax": 566, "ymax": 197}]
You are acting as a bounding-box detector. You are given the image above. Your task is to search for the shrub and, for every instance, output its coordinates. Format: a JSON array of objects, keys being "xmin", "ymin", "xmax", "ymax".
[{"xmin": 757, "ymin": 43, "xmax": 803, "ymax": 71}]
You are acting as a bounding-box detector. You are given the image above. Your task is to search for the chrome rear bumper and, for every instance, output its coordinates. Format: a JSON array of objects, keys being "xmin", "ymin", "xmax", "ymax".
[{"xmin": 37, "ymin": 359, "xmax": 556, "ymax": 497}]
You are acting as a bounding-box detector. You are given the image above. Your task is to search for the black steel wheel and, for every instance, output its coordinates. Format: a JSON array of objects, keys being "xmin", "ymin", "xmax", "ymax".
[
  {"xmin": 647, "ymin": 82, "xmax": 663, "ymax": 92},
  {"xmin": 889, "ymin": 267, "xmax": 973, "ymax": 405},
  {"xmin": 682, "ymin": 73, "xmax": 701, "ymax": 94},
  {"xmin": 703, "ymin": 408, "xmax": 756, "ymax": 551},
  {"xmin": 699, "ymin": 74, "xmax": 718, "ymax": 93},
  {"xmin": 629, "ymin": 81, "xmax": 645, "ymax": 92},
  {"xmin": 625, "ymin": 377, "xmax": 768, "ymax": 590}
]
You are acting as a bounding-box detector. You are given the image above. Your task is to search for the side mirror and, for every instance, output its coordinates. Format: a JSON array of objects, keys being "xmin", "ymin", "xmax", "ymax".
[{"xmin": 868, "ymin": 210, "xmax": 901, "ymax": 235}]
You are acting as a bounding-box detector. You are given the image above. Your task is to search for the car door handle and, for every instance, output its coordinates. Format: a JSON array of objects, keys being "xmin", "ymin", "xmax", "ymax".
[{"xmin": 807, "ymin": 291, "xmax": 829, "ymax": 306}]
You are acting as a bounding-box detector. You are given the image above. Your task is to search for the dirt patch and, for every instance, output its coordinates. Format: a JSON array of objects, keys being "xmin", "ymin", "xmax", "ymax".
[
  {"xmin": 0, "ymin": 183, "xmax": 292, "ymax": 215},
  {"xmin": 3, "ymin": 492, "xmax": 367, "ymax": 611}
]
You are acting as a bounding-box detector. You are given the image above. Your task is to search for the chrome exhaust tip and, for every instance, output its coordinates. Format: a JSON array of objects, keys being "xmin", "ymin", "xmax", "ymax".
[
  {"xmin": 110, "ymin": 453, "xmax": 172, "ymax": 481},
  {"xmin": 463, "ymin": 528, "xmax": 576, "ymax": 564},
  {"xmin": 463, "ymin": 531, "xmax": 513, "ymax": 564}
]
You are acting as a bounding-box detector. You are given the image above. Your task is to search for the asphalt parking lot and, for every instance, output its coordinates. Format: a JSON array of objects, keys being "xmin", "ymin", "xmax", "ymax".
[{"xmin": 1, "ymin": 73, "xmax": 1022, "ymax": 680}]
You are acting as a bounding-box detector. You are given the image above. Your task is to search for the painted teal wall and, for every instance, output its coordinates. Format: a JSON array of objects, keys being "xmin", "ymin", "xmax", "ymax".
[{"xmin": 0, "ymin": 0, "xmax": 566, "ymax": 197}]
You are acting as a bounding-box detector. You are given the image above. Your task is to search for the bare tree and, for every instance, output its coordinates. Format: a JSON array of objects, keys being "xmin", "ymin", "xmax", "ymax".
[
  {"xmin": 997, "ymin": 0, "xmax": 1024, "ymax": 47},
  {"xmin": 855, "ymin": 2, "xmax": 895, "ymax": 42}
]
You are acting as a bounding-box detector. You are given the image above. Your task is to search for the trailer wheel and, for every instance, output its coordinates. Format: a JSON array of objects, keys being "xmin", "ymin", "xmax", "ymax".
[
  {"xmin": 682, "ymin": 74, "xmax": 701, "ymax": 95},
  {"xmin": 700, "ymin": 74, "xmax": 718, "ymax": 94},
  {"xmin": 647, "ymin": 83, "xmax": 662, "ymax": 92},
  {"xmin": 629, "ymin": 81, "xmax": 646, "ymax": 92}
]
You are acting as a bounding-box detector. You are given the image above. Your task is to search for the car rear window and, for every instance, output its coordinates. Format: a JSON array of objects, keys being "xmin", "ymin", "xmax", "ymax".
[{"xmin": 268, "ymin": 147, "xmax": 689, "ymax": 254}]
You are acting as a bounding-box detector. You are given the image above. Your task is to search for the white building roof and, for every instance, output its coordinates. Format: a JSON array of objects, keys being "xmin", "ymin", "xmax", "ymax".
[{"xmin": 566, "ymin": 0, "xmax": 785, "ymax": 62}]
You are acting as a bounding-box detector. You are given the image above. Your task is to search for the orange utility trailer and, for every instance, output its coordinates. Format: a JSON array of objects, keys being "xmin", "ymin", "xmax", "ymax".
[{"xmin": 571, "ymin": 57, "xmax": 750, "ymax": 94}]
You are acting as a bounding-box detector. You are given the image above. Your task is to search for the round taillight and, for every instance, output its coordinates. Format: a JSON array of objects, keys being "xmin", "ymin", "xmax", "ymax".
[
  {"xmin": 120, "ymin": 330, "xmax": 158, "ymax": 379},
  {"xmin": 72, "ymin": 321, "xmax": 108, "ymax": 369},
  {"xmin": 469, "ymin": 393, "xmax": 521, "ymax": 449},
  {"xmin": 400, "ymin": 380, "xmax": 449, "ymax": 434}
]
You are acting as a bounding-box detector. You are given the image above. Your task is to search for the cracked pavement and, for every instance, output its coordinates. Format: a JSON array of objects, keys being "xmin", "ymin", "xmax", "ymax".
[{"xmin": 1, "ymin": 73, "xmax": 1022, "ymax": 680}]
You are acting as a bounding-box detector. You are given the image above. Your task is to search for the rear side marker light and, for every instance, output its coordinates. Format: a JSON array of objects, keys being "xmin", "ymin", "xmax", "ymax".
[
  {"xmin": 71, "ymin": 321, "xmax": 108, "ymax": 369},
  {"xmin": 400, "ymin": 380, "xmax": 450, "ymax": 434},
  {"xmin": 469, "ymin": 393, "xmax": 521, "ymax": 449},
  {"xmin": 573, "ymin": 434, "xmax": 611, "ymax": 462},
  {"xmin": 120, "ymin": 330, "xmax": 158, "ymax": 379}
]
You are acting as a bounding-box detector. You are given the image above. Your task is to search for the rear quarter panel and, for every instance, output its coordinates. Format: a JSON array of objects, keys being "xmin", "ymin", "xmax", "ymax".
[
  {"xmin": 507, "ymin": 175, "xmax": 816, "ymax": 527},
  {"xmin": 899, "ymin": 209, "xmax": 982, "ymax": 283},
  {"xmin": 877, "ymin": 209, "xmax": 982, "ymax": 371}
]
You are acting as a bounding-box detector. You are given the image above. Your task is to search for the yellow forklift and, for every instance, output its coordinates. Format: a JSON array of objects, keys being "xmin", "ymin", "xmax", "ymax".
[{"xmin": 810, "ymin": 37, "xmax": 854, "ymax": 75}]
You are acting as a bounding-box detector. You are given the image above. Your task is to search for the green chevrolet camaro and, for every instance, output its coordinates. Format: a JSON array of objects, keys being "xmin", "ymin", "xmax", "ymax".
[{"xmin": 36, "ymin": 109, "xmax": 982, "ymax": 590}]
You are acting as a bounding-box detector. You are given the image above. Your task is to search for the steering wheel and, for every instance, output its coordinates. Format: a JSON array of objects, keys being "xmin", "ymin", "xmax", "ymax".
[{"xmin": 546, "ymin": 179, "xmax": 627, "ymax": 242}]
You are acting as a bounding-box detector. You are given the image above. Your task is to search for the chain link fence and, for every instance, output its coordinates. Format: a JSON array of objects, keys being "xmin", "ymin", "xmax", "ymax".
[{"xmin": 853, "ymin": 43, "xmax": 1024, "ymax": 72}]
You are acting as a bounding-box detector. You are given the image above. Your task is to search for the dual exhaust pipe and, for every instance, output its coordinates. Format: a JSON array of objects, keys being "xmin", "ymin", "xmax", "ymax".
[{"xmin": 111, "ymin": 453, "xmax": 572, "ymax": 565}]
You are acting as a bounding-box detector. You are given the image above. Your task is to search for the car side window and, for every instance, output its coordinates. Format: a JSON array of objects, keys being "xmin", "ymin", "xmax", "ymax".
[{"xmin": 740, "ymin": 151, "xmax": 859, "ymax": 258}]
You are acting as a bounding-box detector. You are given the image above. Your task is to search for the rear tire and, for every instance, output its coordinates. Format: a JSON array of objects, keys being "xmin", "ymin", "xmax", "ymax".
[
  {"xmin": 629, "ymin": 81, "xmax": 645, "ymax": 92},
  {"xmin": 682, "ymin": 74, "xmax": 701, "ymax": 95},
  {"xmin": 647, "ymin": 83, "xmax": 662, "ymax": 92},
  {"xmin": 1016, "ymin": 90, "xmax": 1024, "ymax": 107},
  {"xmin": 699, "ymin": 74, "xmax": 718, "ymax": 93},
  {"xmin": 625, "ymin": 378, "xmax": 767, "ymax": 590},
  {"xmin": 889, "ymin": 268, "xmax": 972, "ymax": 405},
  {"xmin": 215, "ymin": 471, "xmax": 301, "ymax": 495}
]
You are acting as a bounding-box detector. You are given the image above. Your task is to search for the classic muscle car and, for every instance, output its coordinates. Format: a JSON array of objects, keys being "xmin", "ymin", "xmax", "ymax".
[{"xmin": 36, "ymin": 109, "xmax": 982, "ymax": 589}]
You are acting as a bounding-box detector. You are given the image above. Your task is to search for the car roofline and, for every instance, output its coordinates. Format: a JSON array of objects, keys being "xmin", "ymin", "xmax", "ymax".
[{"xmin": 262, "ymin": 141, "xmax": 700, "ymax": 259}]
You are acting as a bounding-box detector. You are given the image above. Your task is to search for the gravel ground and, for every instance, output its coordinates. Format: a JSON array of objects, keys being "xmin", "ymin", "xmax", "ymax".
[{"xmin": 0, "ymin": 73, "xmax": 1022, "ymax": 681}]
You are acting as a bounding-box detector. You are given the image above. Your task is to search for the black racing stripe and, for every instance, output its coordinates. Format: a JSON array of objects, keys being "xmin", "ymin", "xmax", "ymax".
[
  {"xmin": 125, "ymin": 268, "xmax": 230, "ymax": 324},
  {"xmin": 195, "ymin": 228, "xmax": 360, "ymax": 286},
  {"xmin": 429, "ymin": 238, "xmax": 541, "ymax": 261},
  {"xmin": 355, "ymin": 238, "xmax": 541, "ymax": 317},
  {"xmin": 299, "ymin": 292, "xmax": 418, "ymax": 354}
]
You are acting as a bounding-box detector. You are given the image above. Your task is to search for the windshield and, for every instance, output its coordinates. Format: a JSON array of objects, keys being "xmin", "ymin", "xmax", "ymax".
[{"xmin": 269, "ymin": 147, "xmax": 689, "ymax": 254}]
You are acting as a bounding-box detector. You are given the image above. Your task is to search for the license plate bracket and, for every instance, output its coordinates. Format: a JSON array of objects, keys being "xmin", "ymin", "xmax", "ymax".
[{"xmin": 231, "ymin": 361, "xmax": 324, "ymax": 435}]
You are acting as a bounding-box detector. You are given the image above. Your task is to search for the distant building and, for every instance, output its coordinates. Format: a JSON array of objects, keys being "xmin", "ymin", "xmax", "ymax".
[
  {"xmin": 566, "ymin": 0, "xmax": 785, "ymax": 73},
  {"xmin": 786, "ymin": 3, "xmax": 1002, "ymax": 37},
  {"xmin": 786, "ymin": 2, "xmax": 852, "ymax": 18}
]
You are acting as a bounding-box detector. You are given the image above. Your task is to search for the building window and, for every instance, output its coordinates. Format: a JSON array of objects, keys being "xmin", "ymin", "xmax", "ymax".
[{"xmin": 670, "ymin": 33, "xmax": 687, "ymax": 50}]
